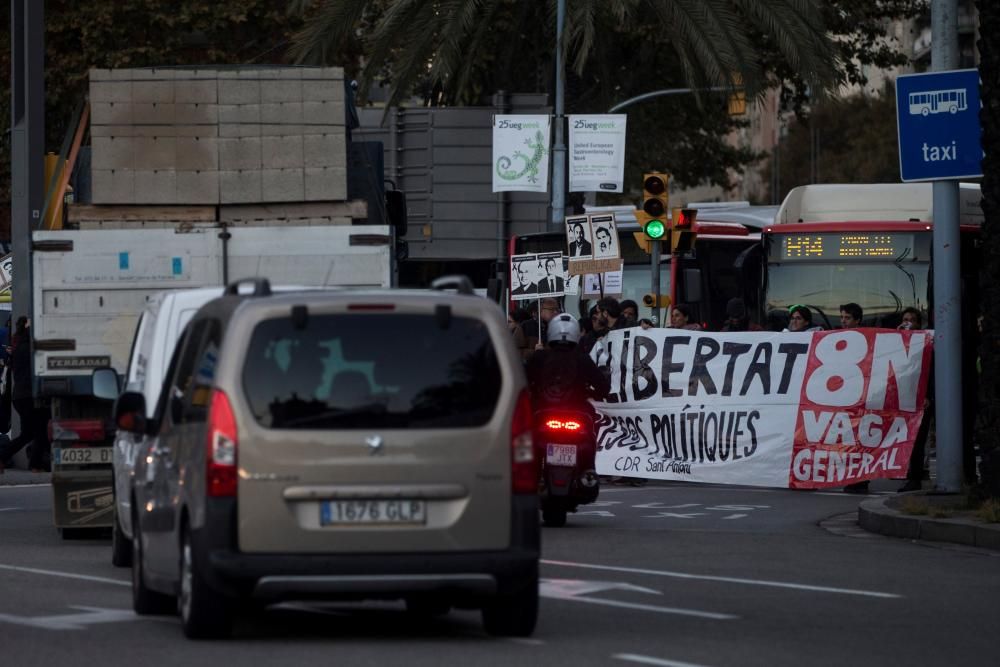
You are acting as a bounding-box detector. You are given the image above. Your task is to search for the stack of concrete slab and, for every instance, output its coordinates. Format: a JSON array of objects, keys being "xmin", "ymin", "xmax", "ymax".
[{"xmin": 89, "ymin": 67, "xmax": 347, "ymax": 205}]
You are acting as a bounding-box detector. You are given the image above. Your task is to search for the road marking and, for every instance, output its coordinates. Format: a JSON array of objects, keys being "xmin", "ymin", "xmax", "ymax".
[
  {"xmin": 541, "ymin": 578, "xmax": 661, "ymax": 597},
  {"xmin": 550, "ymin": 593, "xmax": 736, "ymax": 620},
  {"xmin": 614, "ymin": 653, "xmax": 714, "ymax": 667},
  {"xmin": 720, "ymin": 514, "xmax": 747, "ymax": 520},
  {"xmin": 541, "ymin": 559, "xmax": 901, "ymax": 599},
  {"xmin": 540, "ymin": 578, "xmax": 735, "ymax": 620},
  {"xmin": 507, "ymin": 637, "xmax": 546, "ymax": 646},
  {"xmin": 0, "ymin": 483, "xmax": 52, "ymax": 489},
  {"xmin": 0, "ymin": 507, "xmax": 23, "ymax": 512},
  {"xmin": 0, "ymin": 606, "xmax": 138, "ymax": 630},
  {"xmin": 0, "ymin": 563, "xmax": 129, "ymax": 587},
  {"xmin": 641, "ymin": 512, "xmax": 706, "ymax": 519}
]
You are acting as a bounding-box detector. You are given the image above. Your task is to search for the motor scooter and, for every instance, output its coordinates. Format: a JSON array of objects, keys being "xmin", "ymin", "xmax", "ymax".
[{"xmin": 534, "ymin": 408, "xmax": 600, "ymax": 527}]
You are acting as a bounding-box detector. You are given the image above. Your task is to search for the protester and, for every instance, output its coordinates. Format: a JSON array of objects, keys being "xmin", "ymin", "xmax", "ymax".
[
  {"xmin": 839, "ymin": 302, "xmax": 863, "ymax": 329},
  {"xmin": 638, "ymin": 318, "xmax": 654, "ymax": 330},
  {"xmin": 620, "ymin": 299, "xmax": 639, "ymax": 326},
  {"xmin": 784, "ymin": 305, "xmax": 823, "ymax": 332},
  {"xmin": 720, "ymin": 298, "xmax": 761, "ymax": 332},
  {"xmin": 670, "ymin": 304, "xmax": 702, "ymax": 330},
  {"xmin": 898, "ymin": 307, "xmax": 930, "ymax": 492},
  {"xmin": 596, "ymin": 297, "xmax": 629, "ymax": 333},
  {"xmin": 0, "ymin": 317, "xmax": 48, "ymax": 473},
  {"xmin": 580, "ymin": 305, "xmax": 607, "ymax": 355},
  {"xmin": 523, "ymin": 298, "xmax": 561, "ymax": 353},
  {"xmin": 840, "ymin": 303, "xmax": 868, "ymax": 494}
]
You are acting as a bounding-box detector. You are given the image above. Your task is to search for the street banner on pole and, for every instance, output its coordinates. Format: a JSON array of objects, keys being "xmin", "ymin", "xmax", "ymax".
[
  {"xmin": 568, "ymin": 114, "xmax": 627, "ymax": 192},
  {"xmin": 592, "ymin": 328, "xmax": 933, "ymax": 489},
  {"xmin": 493, "ymin": 115, "xmax": 551, "ymax": 192},
  {"xmin": 0, "ymin": 254, "xmax": 12, "ymax": 291}
]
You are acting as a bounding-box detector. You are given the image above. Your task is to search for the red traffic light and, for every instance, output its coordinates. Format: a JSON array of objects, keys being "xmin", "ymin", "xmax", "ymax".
[{"xmin": 672, "ymin": 207, "xmax": 697, "ymax": 229}]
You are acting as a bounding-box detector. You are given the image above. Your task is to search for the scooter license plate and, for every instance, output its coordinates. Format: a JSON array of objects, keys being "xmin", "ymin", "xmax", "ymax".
[{"xmin": 546, "ymin": 444, "xmax": 577, "ymax": 466}]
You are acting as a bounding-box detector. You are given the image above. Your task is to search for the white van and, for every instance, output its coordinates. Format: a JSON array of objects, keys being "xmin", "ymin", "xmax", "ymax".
[
  {"xmin": 110, "ymin": 284, "xmax": 328, "ymax": 566},
  {"xmin": 111, "ymin": 288, "xmax": 225, "ymax": 566}
]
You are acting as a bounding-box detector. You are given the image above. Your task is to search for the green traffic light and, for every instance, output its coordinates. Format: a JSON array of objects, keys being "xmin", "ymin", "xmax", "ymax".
[{"xmin": 645, "ymin": 219, "xmax": 666, "ymax": 239}]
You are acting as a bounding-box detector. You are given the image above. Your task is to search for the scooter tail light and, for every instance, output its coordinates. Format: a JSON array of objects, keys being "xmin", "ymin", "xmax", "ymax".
[
  {"xmin": 206, "ymin": 389, "xmax": 238, "ymax": 498},
  {"xmin": 510, "ymin": 388, "xmax": 536, "ymax": 494},
  {"xmin": 544, "ymin": 418, "xmax": 582, "ymax": 432}
]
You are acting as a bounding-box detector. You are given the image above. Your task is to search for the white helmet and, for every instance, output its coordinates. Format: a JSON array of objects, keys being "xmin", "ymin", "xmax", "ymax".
[{"xmin": 546, "ymin": 313, "xmax": 580, "ymax": 346}]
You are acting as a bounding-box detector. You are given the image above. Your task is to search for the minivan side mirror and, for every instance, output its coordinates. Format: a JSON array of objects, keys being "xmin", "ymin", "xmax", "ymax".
[
  {"xmin": 113, "ymin": 391, "xmax": 147, "ymax": 435},
  {"xmin": 92, "ymin": 367, "xmax": 121, "ymax": 401}
]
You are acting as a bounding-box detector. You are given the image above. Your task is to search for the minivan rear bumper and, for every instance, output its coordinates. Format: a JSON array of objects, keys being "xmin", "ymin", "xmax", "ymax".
[
  {"xmin": 199, "ymin": 494, "xmax": 540, "ymax": 602},
  {"xmin": 208, "ymin": 548, "xmax": 538, "ymax": 601}
]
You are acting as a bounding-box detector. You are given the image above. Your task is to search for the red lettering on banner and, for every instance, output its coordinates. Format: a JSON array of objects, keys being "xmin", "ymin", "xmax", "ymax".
[{"xmin": 789, "ymin": 329, "xmax": 933, "ymax": 489}]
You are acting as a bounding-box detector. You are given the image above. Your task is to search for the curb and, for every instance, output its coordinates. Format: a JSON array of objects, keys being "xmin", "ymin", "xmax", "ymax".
[{"xmin": 858, "ymin": 495, "xmax": 1000, "ymax": 552}]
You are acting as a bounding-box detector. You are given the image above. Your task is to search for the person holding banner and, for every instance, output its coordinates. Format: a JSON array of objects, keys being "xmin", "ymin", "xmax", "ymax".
[
  {"xmin": 840, "ymin": 303, "xmax": 869, "ymax": 494},
  {"xmin": 783, "ymin": 305, "xmax": 823, "ymax": 333},
  {"xmin": 670, "ymin": 304, "xmax": 702, "ymax": 331},
  {"xmin": 898, "ymin": 307, "xmax": 931, "ymax": 492}
]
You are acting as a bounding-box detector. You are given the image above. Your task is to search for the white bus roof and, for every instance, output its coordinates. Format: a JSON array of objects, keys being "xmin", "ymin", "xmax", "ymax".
[
  {"xmin": 584, "ymin": 203, "xmax": 777, "ymax": 230},
  {"xmin": 775, "ymin": 183, "xmax": 983, "ymax": 226}
]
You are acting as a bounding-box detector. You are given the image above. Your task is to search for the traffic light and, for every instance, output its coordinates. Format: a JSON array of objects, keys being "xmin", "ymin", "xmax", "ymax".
[
  {"xmin": 636, "ymin": 173, "xmax": 669, "ymax": 242},
  {"xmin": 670, "ymin": 207, "xmax": 698, "ymax": 254},
  {"xmin": 642, "ymin": 293, "xmax": 671, "ymax": 309}
]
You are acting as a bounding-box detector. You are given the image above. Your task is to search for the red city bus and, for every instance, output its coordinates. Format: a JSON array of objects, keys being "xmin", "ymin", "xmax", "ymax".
[
  {"xmin": 759, "ymin": 183, "xmax": 982, "ymax": 331},
  {"xmin": 510, "ymin": 203, "xmax": 775, "ymax": 328}
]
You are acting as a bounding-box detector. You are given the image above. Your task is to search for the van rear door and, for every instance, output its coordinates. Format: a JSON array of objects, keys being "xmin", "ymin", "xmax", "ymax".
[{"xmin": 230, "ymin": 301, "xmax": 516, "ymax": 554}]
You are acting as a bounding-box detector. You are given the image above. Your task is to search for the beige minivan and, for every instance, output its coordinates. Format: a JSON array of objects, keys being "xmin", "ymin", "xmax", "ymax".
[{"xmin": 102, "ymin": 278, "xmax": 540, "ymax": 639}]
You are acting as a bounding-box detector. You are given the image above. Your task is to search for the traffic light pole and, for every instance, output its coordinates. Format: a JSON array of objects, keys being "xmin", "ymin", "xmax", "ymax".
[{"xmin": 650, "ymin": 240, "xmax": 661, "ymax": 325}]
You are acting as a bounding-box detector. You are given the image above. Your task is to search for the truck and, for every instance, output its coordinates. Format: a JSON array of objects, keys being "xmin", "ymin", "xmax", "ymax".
[{"xmin": 28, "ymin": 66, "xmax": 401, "ymax": 535}]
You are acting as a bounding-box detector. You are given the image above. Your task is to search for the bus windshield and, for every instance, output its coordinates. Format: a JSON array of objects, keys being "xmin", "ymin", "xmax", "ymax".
[{"xmin": 765, "ymin": 262, "xmax": 930, "ymax": 329}]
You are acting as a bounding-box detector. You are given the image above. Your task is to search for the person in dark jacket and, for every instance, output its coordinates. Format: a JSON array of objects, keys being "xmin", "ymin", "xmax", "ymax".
[
  {"xmin": 526, "ymin": 314, "xmax": 610, "ymax": 411},
  {"xmin": 0, "ymin": 317, "xmax": 48, "ymax": 473}
]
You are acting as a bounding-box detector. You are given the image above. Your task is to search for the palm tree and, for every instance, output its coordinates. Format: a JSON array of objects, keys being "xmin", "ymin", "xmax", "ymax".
[
  {"xmin": 288, "ymin": 0, "xmax": 839, "ymax": 108},
  {"xmin": 976, "ymin": 0, "xmax": 1000, "ymax": 497}
]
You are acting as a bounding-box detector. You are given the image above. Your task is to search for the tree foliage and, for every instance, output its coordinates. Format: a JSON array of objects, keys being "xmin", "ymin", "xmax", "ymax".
[
  {"xmin": 764, "ymin": 87, "xmax": 902, "ymax": 203},
  {"xmin": 290, "ymin": 0, "xmax": 923, "ymax": 192},
  {"xmin": 975, "ymin": 0, "xmax": 1000, "ymax": 496}
]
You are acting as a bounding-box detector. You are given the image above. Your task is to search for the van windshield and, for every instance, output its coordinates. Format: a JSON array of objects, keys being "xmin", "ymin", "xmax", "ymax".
[{"xmin": 242, "ymin": 313, "xmax": 501, "ymax": 429}]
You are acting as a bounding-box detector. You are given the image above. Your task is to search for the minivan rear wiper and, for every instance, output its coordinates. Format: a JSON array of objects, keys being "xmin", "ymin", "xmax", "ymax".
[{"xmin": 279, "ymin": 402, "xmax": 388, "ymax": 428}]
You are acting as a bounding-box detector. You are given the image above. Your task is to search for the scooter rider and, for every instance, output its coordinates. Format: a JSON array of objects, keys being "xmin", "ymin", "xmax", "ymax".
[{"xmin": 525, "ymin": 313, "xmax": 610, "ymax": 453}]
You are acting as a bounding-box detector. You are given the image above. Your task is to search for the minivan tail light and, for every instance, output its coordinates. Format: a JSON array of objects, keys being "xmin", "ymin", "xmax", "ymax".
[
  {"xmin": 206, "ymin": 389, "xmax": 238, "ymax": 498},
  {"xmin": 511, "ymin": 388, "xmax": 536, "ymax": 494}
]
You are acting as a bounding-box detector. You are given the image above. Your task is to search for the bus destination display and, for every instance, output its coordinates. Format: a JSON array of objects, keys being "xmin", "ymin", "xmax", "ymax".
[{"xmin": 780, "ymin": 233, "xmax": 916, "ymax": 261}]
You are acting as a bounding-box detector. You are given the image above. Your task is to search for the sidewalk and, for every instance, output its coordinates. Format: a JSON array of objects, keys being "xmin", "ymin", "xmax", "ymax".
[
  {"xmin": 0, "ymin": 465, "xmax": 51, "ymax": 486},
  {"xmin": 858, "ymin": 491, "xmax": 1000, "ymax": 552}
]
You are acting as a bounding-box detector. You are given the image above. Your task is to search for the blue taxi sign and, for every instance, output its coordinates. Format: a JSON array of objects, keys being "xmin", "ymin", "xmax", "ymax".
[{"xmin": 895, "ymin": 68, "xmax": 983, "ymax": 182}]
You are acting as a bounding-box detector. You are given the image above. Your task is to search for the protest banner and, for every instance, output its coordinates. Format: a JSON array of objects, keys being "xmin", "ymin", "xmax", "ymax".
[
  {"xmin": 510, "ymin": 252, "xmax": 567, "ymax": 301},
  {"xmin": 567, "ymin": 214, "xmax": 621, "ymax": 276},
  {"xmin": 592, "ymin": 328, "xmax": 933, "ymax": 489}
]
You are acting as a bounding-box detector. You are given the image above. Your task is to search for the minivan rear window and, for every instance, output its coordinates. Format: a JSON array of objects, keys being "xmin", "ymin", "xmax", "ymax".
[{"xmin": 242, "ymin": 313, "xmax": 502, "ymax": 429}]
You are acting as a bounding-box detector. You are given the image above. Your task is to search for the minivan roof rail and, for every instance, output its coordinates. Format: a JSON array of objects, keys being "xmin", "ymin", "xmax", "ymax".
[
  {"xmin": 430, "ymin": 275, "xmax": 475, "ymax": 296},
  {"xmin": 224, "ymin": 278, "xmax": 273, "ymax": 297}
]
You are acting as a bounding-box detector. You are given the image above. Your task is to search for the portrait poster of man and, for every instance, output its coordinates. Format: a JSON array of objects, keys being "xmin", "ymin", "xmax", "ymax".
[
  {"xmin": 563, "ymin": 257, "xmax": 580, "ymax": 295},
  {"xmin": 590, "ymin": 214, "xmax": 619, "ymax": 259},
  {"xmin": 535, "ymin": 252, "xmax": 566, "ymax": 297},
  {"xmin": 566, "ymin": 215, "xmax": 593, "ymax": 259},
  {"xmin": 510, "ymin": 253, "xmax": 540, "ymax": 300}
]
